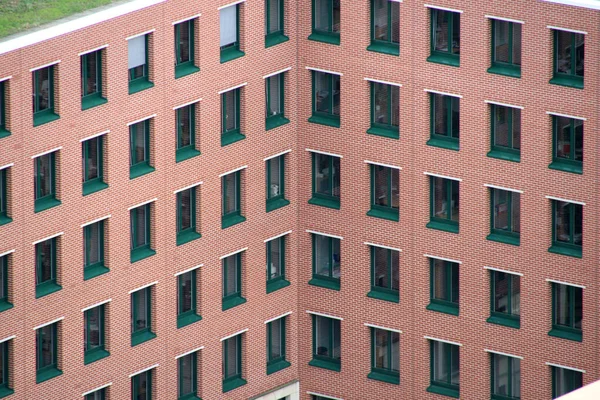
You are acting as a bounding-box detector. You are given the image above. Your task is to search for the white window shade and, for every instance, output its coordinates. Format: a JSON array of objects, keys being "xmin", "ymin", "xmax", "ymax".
[
  {"xmin": 128, "ymin": 35, "xmax": 146, "ymax": 69},
  {"xmin": 220, "ymin": 5, "xmax": 237, "ymax": 47}
]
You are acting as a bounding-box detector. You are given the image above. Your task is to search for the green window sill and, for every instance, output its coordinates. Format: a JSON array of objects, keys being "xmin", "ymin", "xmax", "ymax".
[
  {"xmin": 84, "ymin": 264, "xmax": 109, "ymax": 281},
  {"xmin": 426, "ymin": 53, "xmax": 460, "ymax": 67},
  {"xmin": 549, "ymin": 160, "xmax": 583, "ymax": 175},
  {"xmin": 427, "ymin": 302, "xmax": 459, "ymax": 316},
  {"xmin": 81, "ymin": 94, "xmax": 108, "ymax": 111},
  {"xmin": 266, "ymin": 197, "xmax": 290, "ymax": 212},
  {"xmin": 220, "ymin": 47, "xmax": 245, "ymax": 64},
  {"xmin": 309, "ymin": 276, "xmax": 340, "ymax": 291},
  {"xmin": 487, "ymin": 149, "xmax": 521, "ymax": 163},
  {"xmin": 175, "ymin": 63, "xmax": 200, "ymax": 79},
  {"xmin": 0, "ymin": 387, "xmax": 14, "ymax": 398},
  {"xmin": 0, "ymin": 128, "xmax": 10, "ymax": 139},
  {"xmin": 179, "ymin": 394, "xmax": 201, "ymax": 400},
  {"xmin": 367, "ymin": 42, "xmax": 399, "ymax": 56},
  {"xmin": 131, "ymin": 330, "xmax": 157, "ymax": 347},
  {"xmin": 35, "ymin": 281, "xmax": 62, "ymax": 299},
  {"xmin": 128, "ymin": 78, "xmax": 154, "ymax": 95},
  {"xmin": 0, "ymin": 215, "xmax": 12, "ymax": 226},
  {"xmin": 367, "ymin": 208, "xmax": 399, "ymax": 222},
  {"xmin": 83, "ymin": 180, "xmax": 108, "ymax": 196},
  {"xmin": 222, "ymin": 376, "xmax": 247, "ymax": 393},
  {"xmin": 308, "ymin": 195, "xmax": 340, "ymax": 210},
  {"xmin": 36, "ymin": 367, "xmax": 62, "ymax": 384},
  {"xmin": 130, "ymin": 246, "xmax": 156, "ymax": 263},
  {"xmin": 267, "ymin": 359, "xmax": 291, "ymax": 375},
  {"xmin": 222, "ymin": 295, "xmax": 246, "ymax": 311},
  {"xmin": 368, "ymin": 289, "xmax": 399, "ymax": 303},
  {"xmin": 548, "ymin": 244, "xmax": 582, "ymax": 259},
  {"xmin": 549, "ymin": 75, "xmax": 583, "ymax": 90},
  {"xmin": 309, "ymin": 358, "xmax": 341, "ymax": 372},
  {"xmin": 308, "ymin": 114, "xmax": 340, "ymax": 128},
  {"xmin": 34, "ymin": 197, "xmax": 61, "ymax": 213},
  {"xmin": 177, "ymin": 230, "xmax": 201, "ymax": 246},
  {"xmin": 84, "ymin": 348, "xmax": 110, "ymax": 365},
  {"xmin": 33, "ymin": 110, "xmax": 60, "ymax": 127},
  {"xmin": 308, "ymin": 32, "xmax": 340, "ymax": 45},
  {"xmin": 267, "ymin": 278, "xmax": 291, "ymax": 294},
  {"xmin": 0, "ymin": 299, "xmax": 14, "ymax": 313},
  {"xmin": 426, "ymin": 220, "xmax": 459, "ymax": 234},
  {"xmin": 129, "ymin": 163, "xmax": 155, "ymax": 180},
  {"xmin": 487, "ymin": 64, "xmax": 521, "ymax": 78},
  {"xmin": 487, "ymin": 315, "xmax": 520, "ymax": 329},
  {"xmin": 266, "ymin": 115, "xmax": 290, "ymax": 131},
  {"xmin": 222, "ymin": 213, "xmax": 246, "ymax": 229},
  {"xmin": 177, "ymin": 312, "xmax": 202, "ymax": 329},
  {"xmin": 176, "ymin": 147, "xmax": 201, "ymax": 163},
  {"xmin": 265, "ymin": 32, "xmax": 289, "ymax": 48},
  {"xmin": 367, "ymin": 126, "xmax": 399, "ymax": 139},
  {"xmin": 221, "ymin": 131, "xmax": 246, "ymax": 147},
  {"xmin": 549, "ymin": 328, "xmax": 582, "ymax": 342},
  {"xmin": 427, "ymin": 384, "xmax": 459, "ymax": 398},
  {"xmin": 427, "ymin": 137, "xmax": 459, "ymax": 151},
  {"xmin": 487, "ymin": 233, "xmax": 520, "ymax": 246},
  {"xmin": 368, "ymin": 370, "xmax": 400, "ymax": 385}
]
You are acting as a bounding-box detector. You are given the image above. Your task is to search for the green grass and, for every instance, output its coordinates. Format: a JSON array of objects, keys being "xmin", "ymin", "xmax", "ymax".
[{"xmin": 0, "ymin": 0, "xmax": 123, "ymax": 39}]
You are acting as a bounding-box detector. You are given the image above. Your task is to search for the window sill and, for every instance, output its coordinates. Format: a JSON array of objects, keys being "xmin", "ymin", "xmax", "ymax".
[
  {"xmin": 177, "ymin": 312, "xmax": 202, "ymax": 329},
  {"xmin": 176, "ymin": 147, "xmax": 201, "ymax": 163},
  {"xmin": 175, "ymin": 63, "xmax": 200, "ymax": 79},
  {"xmin": 266, "ymin": 197, "xmax": 290, "ymax": 213},
  {"xmin": 367, "ymin": 289, "xmax": 399, "ymax": 303},
  {"xmin": 220, "ymin": 48, "xmax": 245, "ymax": 64},
  {"xmin": 548, "ymin": 244, "xmax": 582, "ymax": 259},
  {"xmin": 222, "ymin": 376, "xmax": 247, "ymax": 393},
  {"xmin": 131, "ymin": 330, "xmax": 157, "ymax": 347},
  {"xmin": 549, "ymin": 328, "xmax": 582, "ymax": 342},
  {"xmin": 308, "ymin": 32, "xmax": 340, "ymax": 45},
  {"xmin": 486, "ymin": 233, "xmax": 520, "ymax": 246},
  {"xmin": 266, "ymin": 115, "xmax": 290, "ymax": 131},
  {"xmin": 130, "ymin": 247, "xmax": 156, "ymax": 263},
  {"xmin": 367, "ymin": 42, "xmax": 399, "ymax": 56},
  {"xmin": 265, "ymin": 33, "xmax": 289, "ymax": 48},
  {"xmin": 33, "ymin": 110, "xmax": 60, "ymax": 127},
  {"xmin": 83, "ymin": 179, "xmax": 108, "ymax": 196},
  {"xmin": 36, "ymin": 367, "xmax": 62, "ymax": 384},
  {"xmin": 128, "ymin": 78, "xmax": 154, "ymax": 95},
  {"xmin": 426, "ymin": 220, "xmax": 459, "ymax": 234},
  {"xmin": 308, "ymin": 114, "xmax": 340, "ymax": 128},
  {"xmin": 549, "ymin": 75, "xmax": 583, "ymax": 90},
  {"xmin": 308, "ymin": 196, "xmax": 340, "ymax": 210},
  {"xmin": 222, "ymin": 213, "xmax": 246, "ymax": 229},
  {"xmin": 487, "ymin": 149, "xmax": 520, "ymax": 163},
  {"xmin": 486, "ymin": 315, "xmax": 520, "ymax": 329},
  {"xmin": 129, "ymin": 163, "xmax": 155, "ymax": 180},
  {"xmin": 426, "ymin": 53, "xmax": 460, "ymax": 67},
  {"xmin": 427, "ymin": 137, "xmax": 459, "ymax": 151},
  {"xmin": 84, "ymin": 348, "xmax": 110, "ymax": 365},
  {"xmin": 367, "ymin": 126, "xmax": 399, "ymax": 139},
  {"xmin": 177, "ymin": 230, "xmax": 201, "ymax": 246},
  {"xmin": 367, "ymin": 208, "xmax": 399, "ymax": 222},
  {"xmin": 309, "ymin": 276, "xmax": 340, "ymax": 291},
  {"xmin": 34, "ymin": 197, "xmax": 61, "ymax": 213},
  {"xmin": 84, "ymin": 264, "xmax": 109, "ymax": 281},
  {"xmin": 0, "ymin": 128, "xmax": 10, "ymax": 139},
  {"xmin": 0, "ymin": 299, "xmax": 14, "ymax": 313},
  {"xmin": 222, "ymin": 295, "xmax": 247, "ymax": 311},
  {"xmin": 368, "ymin": 371, "xmax": 400, "ymax": 385},
  {"xmin": 0, "ymin": 387, "xmax": 14, "ymax": 398},
  {"xmin": 0, "ymin": 215, "xmax": 12, "ymax": 226},
  {"xmin": 426, "ymin": 302, "xmax": 459, "ymax": 316},
  {"xmin": 35, "ymin": 281, "xmax": 62, "ymax": 299},
  {"xmin": 178, "ymin": 394, "xmax": 201, "ymax": 400},
  {"xmin": 267, "ymin": 278, "xmax": 291, "ymax": 294},
  {"xmin": 487, "ymin": 64, "xmax": 521, "ymax": 78},
  {"xmin": 221, "ymin": 131, "xmax": 246, "ymax": 147},
  {"xmin": 549, "ymin": 160, "xmax": 582, "ymax": 175},
  {"xmin": 81, "ymin": 94, "xmax": 108, "ymax": 111},
  {"xmin": 309, "ymin": 358, "xmax": 341, "ymax": 372},
  {"xmin": 427, "ymin": 384, "xmax": 459, "ymax": 398},
  {"xmin": 267, "ymin": 359, "xmax": 291, "ymax": 375}
]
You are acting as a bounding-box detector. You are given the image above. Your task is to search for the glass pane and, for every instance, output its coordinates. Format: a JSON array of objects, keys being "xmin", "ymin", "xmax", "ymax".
[
  {"xmin": 432, "ymin": 177, "xmax": 447, "ymax": 219},
  {"xmin": 134, "ymin": 290, "xmax": 148, "ymax": 331},
  {"xmin": 432, "ymin": 259, "xmax": 448, "ymax": 301},
  {"xmin": 556, "ymin": 31, "xmax": 572, "ymax": 74},
  {"xmin": 375, "ymin": 329, "xmax": 388, "ymax": 369},
  {"xmin": 86, "ymin": 307, "xmax": 101, "ymax": 349},
  {"xmin": 554, "ymin": 201, "xmax": 571, "ymax": 243},
  {"xmin": 132, "ymin": 122, "xmax": 147, "ymax": 165},
  {"xmin": 555, "ymin": 284, "xmax": 571, "ymax": 327},
  {"xmin": 267, "ymin": 0, "xmax": 281, "ymax": 33},
  {"xmin": 37, "ymin": 240, "xmax": 53, "ymax": 284},
  {"xmin": 224, "ymin": 90, "xmax": 237, "ymax": 132},
  {"xmin": 373, "ymin": 247, "xmax": 388, "ymax": 289},
  {"xmin": 493, "ymin": 355, "xmax": 509, "ymax": 396},
  {"xmin": 179, "ymin": 271, "xmax": 193, "ymax": 314},
  {"xmin": 432, "ymin": 341, "xmax": 448, "ymax": 383},
  {"xmin": 269, "ymin": 319, "xmax": 283, "ymax": 360},
  {"xmin": 433, "ymin": 10, "xmax": 449, "ymax": 52},
  {"xmin": 391, "ymin": 85, "xmax": 399, "ymax": 127},
  {"xmin": 179, "ymin": 189, "xmax": 192, "ymax": 231},
  {"xmin": 574, "ymin": 120, "xmax": 583, "ymax": 162},
  {"xmin": 332, "ymin": 238, "xmax": 340, "ymax": 278},
  {"xmin": 494, "ymin": 106, "xmax": 509, "ymax": 148},
  {"xmin": 373, "ymin": 0, "xmax": 389, "ymax": 41},
  {"xmin": 332, "ymin": 0, "xmax": 340, "ymax": 33},
  {"xmin": 332, "ymin": 75, "xmax": 340, "ymax": 116},
  {"xmin": 314, "ymin": 154, "xmax": 330, "ymax": 196},
  {"xmin": 574, "ymin": 34, "xmax": 584, "ymax": 77},
  {"xmin": 494, "ymin": 21, "xmax": 510, "ymax": 63},
  {"xmin": 493, "ymin": 272, "xmax": 509, "ymax": 314},
  {"xmin": 267, "ymin": 75, "xmax": 282, "ymax": 117},
  {"xmin": 178, "ymin": 21, "xmax": 191, "ymax": 64},
  {"xmin": 269, "ymin": 237, "xmax": 282, "ymax": 279},
  {"xmin": 85, "ymin": 138, "xmax": 100, "ymax": 181},
  {"xmin": 39, "ymin": 325, "xmax": 54, "ymax": 369},
  {"xmin": 450, "ymin": 97, "xmax": 460, "ymax": 138},
  {"xmin": 433, "ymin": 94, "xmax": 447, "ymax": 136},
  {"xmin": 332, "ymin": 157, "xmax": 340, "ymax": 197},
  {"xmin": 35, "ymin": 68, "xmax": 51, "ymax": 112},
  {"xmin": 84, "ymin": 52, "xmax": 98, "ymax": 95},
  {"xmin": 134, "ymin": 372, "xmax": 149, "ymax": 400},
  {"xmin": 450, "ymin": 180, "xmax": 459, "ymax": 222},
  {"xmin": 513, "ymin": 23, "xmax": 522, "ymax": 65},
  {"xmin": 0, "ymin": 257, "xmax": 5, "ymax": 300},
  {"xmin": 512, "ymin": 108, "xmax": 521, "ymax": 150},
  {"xmin": 0, "ymin": 344, "xmax": 5, "ymax": 385},
  {"xmin": 36, "ymin": 154, "xmax": 52, "ymax": 199},
  {"xmin": 512, "ymin": 192, "xmax": 521, "ymax": 234},
  {"xmin": 223, "ymin": 173, "xmax": 237, "ymax": 214},
  {"xmin": 374, "ymin": 166, "xmax": 388, "ymax": 207},
  {"xmin": 227, "ymin": 337, "xmax": 239, "ymax": 377},
  {"xmin": 512, "ymin": 275, "xmax": 521, "ymax": 316},
  {"xmin": 391, "ymin": 2, "xmax": 400, "ymax": 44},
  {"xmin": 179, "ymin": 354, "xmax": 193, "ymax": 395},
  {"xmin": 314, "ymin": 0, "xmax": 329, "ymax": 32},
  {"xmin": 512, "ymin": 358, "xmax": 521, "ymax": 398},
  {"xmin": 451, "ymin": 263, "xmax": 459, "ymax": 303},
  {"xmin": 224, "ymin": 256, "xmax": 238, "ymax": 296},
  {"xmin": 178, "ymin": 106, "xmax": 191, "ymax": 149},
  {"xmin": 373, "ymin": 83, "xmax": 389, "ymax": 125},
  {"xmin": 391, "ymin": 169, "xmax": 399, "ymax": 210},
  {"xmin": 556, "ymin": 117, "xmax": 571, "ymax": 159},
  {"xmin": 391, "ymin": 250, "xmax": 399, "ymax": 291},
  {"xmin": 133, "ymin": 207, "xmax": 147, "ymax": 248},
  {"xmin": 332, "ymin": 319, "xmax": 341, "ymax": 359},
  {"xmin": 574, "ymin": 287, "xmax": 582, "ymax": 330},
  {"xmin": 450, "ymin": 345, "xmax": 459, "ymax": 385},
  {"xmin": 314, "ymin": 72, "xmax": 330, "ymax": 114},
  {"xmin": 87, "ymin": 222, "xmax": 101, "ymax": 265},
  {"xmin": 451, "ymin": 13, "xmax": 460, "ymax": 55},
  {"xmin": 493, "ymin": 190, "xmax": 509, "ymax": 231},
  {"xmin": 315, "ymin": 235, "xmax": 329, "ymax": 277},
  {"xmin": 391, "ymin": 332, "xmax": 400, "ymax": 372},
  {"xmin": 315, "ymin": 316, "xmax": 331, "ymax": 357},
  {"xmin": 574, "ymin": 204, "xmax": 582, "ymax": 246},
  {"xmin": 268, "ymin": 156, "xmax": 281, "ymax": 199}
]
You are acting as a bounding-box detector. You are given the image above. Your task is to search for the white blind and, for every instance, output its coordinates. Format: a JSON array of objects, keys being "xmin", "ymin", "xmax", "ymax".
[
  {"xmin": 128, "ymin": 35, "xmax": 146, "ymax": 69},
  {"xmin": 220, "ymin": 6, "xmax": 237, "ymax": 47}
]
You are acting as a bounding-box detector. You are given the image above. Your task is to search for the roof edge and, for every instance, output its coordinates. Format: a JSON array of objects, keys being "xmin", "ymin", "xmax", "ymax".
[{"xmin": 542, "ymin": 0, "xmax": 600, "ymax": 10}]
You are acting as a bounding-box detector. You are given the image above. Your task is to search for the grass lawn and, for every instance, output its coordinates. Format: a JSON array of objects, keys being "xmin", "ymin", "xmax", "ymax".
[{"xmin": 0, "ymin": 0, "xmax": 123, "ymax": 39}]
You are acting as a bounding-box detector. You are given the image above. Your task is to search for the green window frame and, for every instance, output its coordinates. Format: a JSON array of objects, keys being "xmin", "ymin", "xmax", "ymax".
[
  {"xmin": 176, "ymin": 103, "xmax": 200, "ymax": 162},
  {"xmin": 0, "ymin": 340, "xmax": 13, "ymax": 398},
  {"xmin": 221, "ymin": 171, "xmax": 245, "ymax": 229},
  {"xmin": 310, "ymin": 153, "xmax": 341, "ymax": 209},
  {"xmin": 427, "ymin": 340, "xmax": 459, "ymax": 398},
  {"xmin": 552, "ymin": 366, "xmax": 582, "ymax": 399},
  {"xmin": 84, "ymin": 304, "xmax": 109, "ymax": 364},
  {"xmin": 128, "ymin": 34, "xmax": 154, "ymax": 94},
  {"xmin": 368, "ymin": 246, "xmax": 399, "ymax": 303},
  {"xmin": 222, "ymin": 334, "xmax": 246, "ymax": 392},
  {"xmin": 265, "ymin": 0, "xmax": 289, "ymax": 47},
  {"xmin": 34, "ymin": 152, "xmax": 61, "ymax": 213},
  {"xmin": 220, "ymin": 4, "xmax": 245, "ymax": 63},
  {"xmin": 81, "ymin": 50, "xmax": 107, "ymax": 110},
  {"xmin": 488, "ymin": 104, "xmax": 521, "ymax": 162},
  {"xmin": 427, "ymin": 258, "xmax": 459, "ymax": 316},
  {"xmin": 549, "ymin": 200, "xmax": 582, "ymax": 258},
  {"xmin": 310, "ymin": 314, "xmax": 341, "ymax": 371},
  {"xmin": 83, "ymin": 220, "xmax": 108, "ymax": 280},
  {"xmin": 428, "ymin": 176, "xmax": 459, "ymax": 233},
  {"xmin": 177, "ymin": 270, "xmax": 202, "ymax": 328},
  {"xmin": 267, "ymin": 316, "xmax": 290, "ymax": 374},
  {"xmin": 129, "ymin": 119, "xmax": 154, "ymax": 179},
  {"xmin": 487, "ymin": 189, "xmax": 520, "ymax": 246},
  {"xmin": 266, "ymin": 155, "xmax": 290, "ymax": 212},
  {"xmin": 368, "ymin": 82, "xmax": 399, "ymax": 138},
  {"xmin": 550, "ymin": 30, "xmax": 584, "ymax": 89},
  {"xmin": 221, "ymin": 88, "xmax": 245, "ymax": 146},
  {"xmin": 368, "ymin": 164, "xmax": 399, "ymax": 221},
  {"xmin": 36, "ymin": 322, "xmax": 62, "ymax": 383},
  {"xmin": 0, "ymin": 80, "xmax": 9, "ymax": 137},
  {"xmin": 309, "ymin": 0, "xmax": 340, "ymax": 45},
  {"xmin": 368, "ymin": 0, "xmax": 400, "ymax": 55},
  {"xmin": 0, "ymin": 255, "xmax": 12, "ymax": 312},
  {"xmin": 428, "ymin": 9, "xmax": 460, "ymax": 67},
  {"xmin": 131, "ymin": 369, "xmax": 152, "ymax": 400},
  {"xmin": 310, "ymin": 233, "xmax": 341, "ymax": 291},
  {"xmin": 488, "ymin": 19, "xmax": 522, "ymax": 78},
  {"xmin": 368, "ymin": 328, "xmax": 399, "ymax": 385},
  {"xmin": 0, "ymin": 168, "xmax": 11, "ymax": 225},
  {"xmin": 428, "ymin": 93, "xmax": 460, "ymax": 150},
  {"xmin": 35, "ymin": 238, "xmax": 61, "ymax": 298},
  {"xmin": 491, "ymin": 353, "xmax": 521, "ymax": 400},
  {"xmin": 266, "ymin": 235, "xmax": 290, "ymax": 293},
  {"xmin": 487, "ymin": 271, "xmax": 520, "ymax": 329},
  {"xmin": 175, "ymin": 19, "xmax": 199, "ymax": 78},
  {"xmin": 550, "ymin": 116, "xmax": 583, "ymax": 174},
  {"xmin": 84, "ymin": 388, "xmax": 106, "ymax": 400},
  {"xmin": 265, "ymin": 73, "xmax": 289, "ymax": 130},
  {"xmin": 131, "ymin": 286, "xmax": 156, "ymax": 346},
  {"xmin": 176, "ymin": 188, "xmax": 201, "ymax": 246},
  {"xmin": 222, "ymin": 253, "xmax": 246, "ymax": 311},
  {"xmin": 309, "ymin": 71, "xmax": 341, "ymax": 127},
  {"xmin": 82, "ymin": 135, "xmax": 108, "ymax": 195},
  {"xmin": 130, "ymin": 204, "xmax": 156, "ymax": 262},
  {"xmin": 32, "ymin": 65, "xmax": 59, "ymax": 126},
  {"xmin": 178, "ymin": 352, "xmax": 198, "ymax": 399},
  {"xmin": 550, "ymin": 283, "xmax": 582, "ymax": 342}
]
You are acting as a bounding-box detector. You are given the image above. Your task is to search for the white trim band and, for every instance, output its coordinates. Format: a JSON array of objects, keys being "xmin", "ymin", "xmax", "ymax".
[
  {"xmin": 127, "ymin": 114, "xmax": 156, "ymax": 126},
  {"xmin": 82, "ymin": 383, "xmax": 112, "ymax": 397},
  {"xmin": 220, "ymin": 247, "xmax": 248, "ymax": 260},
  {"xmin": 546, "ymin": 111, "xmax": 586, "ymax": 121},
  {"xmin": 81, "ymin": 299, "xmax": 112, "ymax": 313},
  {"xmin": 484, "ymin": 15, "xmax": 524, "ymax": 24},
  {"xmin": 424, "ymin": 336, "xmax": 462, "ymax": 346},
  {"xmin": 306, "ymin": 392, "xmax": 343, "ymax": 400},
  {"xmin": 129, "ymin": 364, "xmax": 159, "ymax": 378},
  {"xmin": 305, "ymin": 66, "xmax": 343, "ymax": 76},
  {"xmin": 81, "ymin": 215, "xmax": 111, "ymax": 228},
  {"xmin": 484, "ymin": 184, "xmax": 523, "ymax": 194},
  {"xmin": 424, "ymin": 89, "xmax": 462, "ymax": 98},
  {"xmin": 305, "ymin": 148, "xmax": 343, "ymax": 158},
  {"xmin": 364, "ymin": 323, "xmax": 402, "ymax": 334},
  {"xmin": 364, "ymin": 242, "xmax": 402, "ymax": 252},
  {"xmin": 306, "ymin": 229, "xmax": 343, "ymax": 240},
  {"xmin": 484, "ymin": 100, "xmax": 524, "ymax": 110},
  {"xmin": 0, "ymin": 163, "xmax": 14, "ymax": 171},
  {"xmin": 218, "ymin": 82, "xmax": 247, "ymax": 95},
  {"xmin": 545, "ymin": 362, "xmax": 585, "ymax": 373},
  {"xmin": 79, "ymin": 129, "xmax": 109, "ymax": 143},
  {"xmin": 218, "ymin": 0, "xmax": 246, "ymax": 10},
  {"xmin": 220, "ymin": 328, "xmax": 249, "ymax": 342},
  {"xmin": 546, "ymin": 279, "xmax": 585, "ymax": 289},
  {"xmin": 172, "ymin": 14, "xmax": 202, "ymax": 25},
  {"xmin": 264, "ymin": 149, "xmax": 292, "ymax": 161},
  {"xmin": 364, "ymin": 77, "xmax": 402, "ymax": 87},
  {"xmin": 173, "ymin": 181, "xmax": 203, "ymax": 194},
  {"xmin": 547, "ymin": 25, "xmax": 587, "ymax": 35},
  {"xmin": 125, "ymin": 29, "xmax": 156, "ymax": 41},
  {"xmin": 78, "ymin": 45, "xmax": 108, "ymax": 56},
  {"xmin": 364, "ymin": 160, "xmax": 402, "ymax": 170},
  {"xmin": 424, "ymin": 172, "xmax": 462, "ymax": 182},
  {"xmin": 173, "ymin": 98, "xmax": 202, "ymax": 110},
  {"xmin": 33, "ymin": 317, "xmax": 64, "ymax": 331},
  {"xmin": 175, "ymin": 346, "xmax": 205, "ymax": 359},
  {"xmin": 128, "ymin": 281, "xmax": 158, "ymax": 294},
  {"xmin": 542, "ymin": 0, "xmax": 600, "ymax": 10},
  {"xmin": 545, "ymin": 195, "xmax": 585, "ymax": 206},
  {"xmin": 219, "ymin": 165, "xmax": 247, "ymax": 177},
  {"xmin": 33, "ymin": 232, "xmax": 64, "ymax": 245},
  {"xmin": 0, "ymin": 249, "xmax": 15, "ymax": 258},
  {"xmin": 174, "ymin": 264, "xmax": 204, "ymax": 277},
  {"xmin": 424, "ymin": 4, "xmax": 463, "ymax": 13},
  {"xmin": 263, "ymin": 67, "xmax": 292, "ymax": 79},
  {"xmin": 306, "ymin": 310, "xmax": 343, "ymax": 321},
  {"xmin": 127, "ymin": 198, "xmax": 157, "ymax": 211},
  {"xmin": 483, "ymin": 266, "xmax": 523, "ymax": 277},
  {"xmin": 425, "ymin": 254, "xmax": 462, "ymax": 264},
  {"xmin": 264, "ymin": 311, "xmax": 293, "ymax": 325},
  {"xmin": 30, "ymin": 60, "xmax": 61, "ymax": 72},
  {"xmin": 264, "ymin": 230, "xmax": 292, "ymax": 243},
  {"xmin": 31, "ymin": 146, "xmax": 62, "ymax": 159},
  {"xmin": 485, "ymin": 349, "xmax": 523, "ymax": 360},
  {"xmin": 0, "ymin": 76, "xmax": 11, "ymax": 83},
  {"xmin": 0, "ymin": 335, "xmax": 16, "ymax": 344}
]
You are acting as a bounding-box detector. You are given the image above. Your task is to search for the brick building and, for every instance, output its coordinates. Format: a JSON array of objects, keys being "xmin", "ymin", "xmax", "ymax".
[{"xmin": 0, "ymin": 0, "xmax": 598, "ymax": 399}]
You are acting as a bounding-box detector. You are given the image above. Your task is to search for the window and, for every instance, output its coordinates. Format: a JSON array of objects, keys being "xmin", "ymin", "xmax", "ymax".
[
  {"xmin": 0, "ymin": 340, "xmax": 13, "ymax": 398},
  {"xmin": 491, "ymin": 353, "xmax": 520, "ymax": 399},
  {"xmin": 265, "ymin": 73, "xmax": 289, "ymax": 130},
  {"xmin": 550, "ymin": 200, "xmax": 582, "ymax": 258},
  {"xmin": 130, "ymin": 203, "xmax": 156, "ymax": 262},
  {"xmin": 310, "ymin": 71, "xmax": 340, "ymax": 127},
  {"xmin": 221, "ymin": 88, "xmax": 245, "ymax": 146},
  {"xmin": 428, "ymin": 9, "xmax": 460, "ymax": 66},
  {"xmin": 550, "ymin": 116, "xmax": 583, "ymax": 174},
  {"xmin": 267, "ymin": 317, "xmax": 290, "ymax": 374},
  {"xmin": 368, "ymin": 0, "xmax": 399, "ymax": 55},
  {"xmin": 36, "ymin": 322, "xmax": 62, "ymax": 383},
  {"xmin": 81, "ymin": 50, "xmax": 106, "ymax": 110},
  {"xmin": 552, "ymin": 366, "xmax": 582, "ymax": 399},
  {"xmin": 265, "ymin": 0, "xmax": 288, "ymax": 47},
  {"xmin": 487, "ymin": 271, "xmax": 520, "ymax": 329},
  {"xmin": 222, "ymin": 334, "xmax": 246, "ymax": 392},
  {"xmin": 178, "ymin": 352, "xmax": 198, "ymax": 399},
  {"xmin": 85, "ymin": 388, "xmax": 106, "ymax": 400},
  {"xmin": 221, "ymin": 170, "xmax": 245, "ymax": 228},
  {"xmin": 220, "ymin": 4, "xmax": 245, "ymax": 63},
  {"xmin": 266, "ymin": 235, "xmax": 290, "ymax": 293},
  {"xmin": 0, "ymin": 80, "xmax": 9, "ymax": 137},
  {"xmin": 368, "ymin": 246, "xmax": 399, "ymax": 303},
  {"xmin": 428, "ymin": 176, "xmax": 459, "ymax": 233},
  {"xmin": 266, "ymin": 155, "xmax": 289, "ymax": 212},
  {"xmin": 0, "ymin": 254, "xmax": 11, "ymax": 312},
  {"xmin": 176, "ymin": 187, "xmax": 201, "ymax": 245},
  {"xmin": 551, "ymin": 30, "xmax": 584, "ymax": 89},
  {"xmin": 128, "ymin": 34, "xmax": 153, "ymax": 94},
  {"xmin": 35, "ymin": 237, "xmax": 61, "ymax": 298},
  {"xmin": 84, "ymin": 220, "xmax": 108, "ymax": 280},
  {"xmin": 310, "ymin": 0, "xmax": 340, "ymax": 45},
  {"xmin": 488, "ymin": 189, "xmax": 520, "ymax": 245},
  {"xmin": 428, "ymin": 340, "xmax": 459, "ymax": 398},
  {"xmin": 369, "ymin": 328, "xmax": 399, "ymax": 384},
  {"xmin": 310, "ymin": 314, "xmax": 341, "ymax": 371},
  {"xmin": 131, "ymin": 369, "xmax": 153, "ymax": 400},
  {"xmin": 174, "ymin": 19, "xmax": 199, "ymax": 78},
  {"xmin": 131, "ymin": 286, "xmax": 156, "ymax": 346},
  {"xmin": 176, "ymin": 103, "xmax": 200, "ymax": 162},
  {"xmin": 310, "ymin": 153, "xmax": 340, "ymax": 209},
  {"xmin": 428, "ymin": 93, "xmax": 460, "ymax": 150},
  {"xmin": 369, "ymin": 164, "xmax": 399, "ymax": 221},
  {"xmin": 222, "ymin": 252, "xmax": 246, "ymax": 310},
  {"xmin": 428, "ymin": 258, "xmax": 459, "ymax": 315},
  {"xmin": 368, "ymin": 81, "xmax": 399, "ymax": 138},
  {"xmin": 177, "ymin": 269, "xmax": 202, "ymax": 328},
  {"xmin": 34, "ymin": 151, "xmax": 60, "ymax": 212},
  {"xmin": 310, "ymin": 234, "xmax": 341, "ymax": 291},
  {"xmin": 82, "ymin": 135, "xmax": 108, "ymax": 195},
  {"xmin": 32, "ymin": 65, "xmax": 59, "ymax": 126},
  {"xmin": 489, "ymin": 20, "xmax": 522, "ymax": 77},
  {"xmin": 129, "ymin": 119, "xmax": 154, "ymax": 179},
  {"xmin": 550, "ymin": 283, "xmax": 582, "ymax": 342},
  {"xmin": 0, "ymin": 168, "xmax": 11, "ymax": 225},
  {"xmin": 488, "ymin": 104, "xmax": 521, "ymax": 162},
  {"xmin": 84, "ymin": 304, "xmax": 109, "ymax": 364}
]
